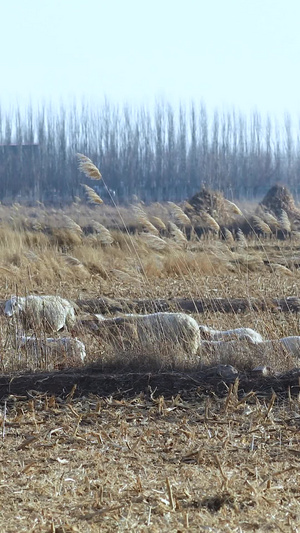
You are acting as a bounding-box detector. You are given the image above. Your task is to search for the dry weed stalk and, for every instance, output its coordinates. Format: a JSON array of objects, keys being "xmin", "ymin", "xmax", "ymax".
[
  {"xmin": 82, "ymin": 184, "xmax": 104, "ymax": 205},
  {"xmin": 269, "ymin": 263, "xmax": 294, "ymax": 277},
  {"xmin": 168, "ymin": 222, "xmax": 188, "ymax": 246},
  {"xmin": 231, "ymin": 254, "xmax": 264, "ymax": 272},
  {"xmin": 63, "ymin": 255, "xmax": 85, "ymax": 268},
  {"xmin": 131, "ymin": 205, "xmax": 147, "ymax": 218},
  {"xmin": 0, "ymin": 265, "xmax": 18, "ymax": 277},
  {"xmin": 165, "ymin": 477, "xmax": 176, "ymax": 510},
  {"xmin": 24, "ymin": 251, "xmax": 40, "ymax": 263},
  {"xmin": 195, "ymin": 212, "xmax": 220, "ymax": 232},
  {"xmin": 90, "ymin": 221, "xmax": 114, "ymax": 244},
  {"xmin": 131, "ymin": 194, "xmax": 143, "ymax": 204},
  {"xmin": 181, "ymin": 201, "xmax": 195, "ymax": 213},
  {"xmin": 167, "ymin": 202, "xmax": 191, "ymax": 226},
  {"xmin": 77, "ymin": 153, "xmax": 102, "ymax": 180},
  {"xmin": 223, "ymin": 228, "xmax": 234, "ymax": 244},
  {"xmin": 224, "ymin": 199, "xmax": 243, "ymax": 216},
  {"xmin": 149, "ymin": 216, "xmax": 167, "ymax": 231},
  {"xmin": 132, "ymin": 205, "xmax": 159, "ymax": 235},
  {"xmin": 251, "ymin": 215, "xmax": 272, "ymax": 235},
  {"xmin": 151, "ymin": 201, "xmax": 169, "ymax": 214},
  {"xmin": 139, "ymin": 217, "xmax": 159, "ymax": 235},
  {"xmin": 279, "ymin": 210, "xmax": 291, "ymax": 233},
  {"xmin": 265, "ymin": 392, "xmax": 277, "ymax": 418},
  {"xmin": 261, "ymin": 211, "xmax": 279, "ymax": 228},
  {"xmin": 61, "ymin": 215, "xmax": 83, "ymax": 234},
  {"xmin": 140, "ymin": 233, "xmax": 168, "ymax": 251},
  {"xmin": 236, "ymin": 228, "xmax": 248, "ymax": 247},
  {"xmin": 111, "ymin": 269, "xmax": 139, "ymax": 282}
]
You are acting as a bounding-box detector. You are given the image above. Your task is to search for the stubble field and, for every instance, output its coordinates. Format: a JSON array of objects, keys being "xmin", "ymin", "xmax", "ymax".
[{"xmin": 0, "ymin": 198, "xmax": 299, "ymax": 532}]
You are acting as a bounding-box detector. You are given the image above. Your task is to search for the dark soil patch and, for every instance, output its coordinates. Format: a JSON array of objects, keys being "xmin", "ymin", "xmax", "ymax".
[
  {"xmin": 1, "ymin": 365, "xmax": 299, "ymax": 403},
  {"xmin": 76, "ymin": 296, "xmax": 300, "ymax": 315}
]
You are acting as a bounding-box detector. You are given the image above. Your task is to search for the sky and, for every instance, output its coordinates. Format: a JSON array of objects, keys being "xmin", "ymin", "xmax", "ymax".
[{"xmin": 1, "ymin": 0, "xmax": 300, "ymax": 118}]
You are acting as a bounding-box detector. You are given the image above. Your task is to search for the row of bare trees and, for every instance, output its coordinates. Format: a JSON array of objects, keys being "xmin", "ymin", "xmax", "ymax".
[{"xmin": 0, "ymin": 101, "xmax": 299, "ymax": 204}]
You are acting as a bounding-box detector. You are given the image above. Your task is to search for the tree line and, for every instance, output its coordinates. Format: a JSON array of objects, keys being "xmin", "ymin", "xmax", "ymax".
[{"xmin": 0, "ymin": 101, "xmax": 299, "ymax": 205}]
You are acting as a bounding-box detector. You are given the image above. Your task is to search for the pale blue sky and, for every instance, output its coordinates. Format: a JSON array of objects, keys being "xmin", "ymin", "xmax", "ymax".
[{"xmin": 2, "ymin": 0, "xmax": 300, "ymax": 117}]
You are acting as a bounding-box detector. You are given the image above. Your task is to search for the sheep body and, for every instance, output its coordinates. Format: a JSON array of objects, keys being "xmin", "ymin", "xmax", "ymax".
[
  {"xmin": 266, "ymin": 336, "xmax": 300, "ymax": 357},
  {"xmin": 199, "ymin": 325, "xmax": 263, "ymax": 344},
  {"xmin": 18, "ymin": 335, "xmax": 86, "ymax": 366},
  {"xmin": 93, "ymin": 312, "xmax": 201, "ymax": 355},
  {"xmin": 200, "ymin": 336, "xmax": 300, "ymax": 359},
  {"xmin": 5, "ymin": 295, "xmax": 76, "ymax": 332},
  {"xmin": 199, "ymin": 339, "xmax": 251, "ymax": 358}
]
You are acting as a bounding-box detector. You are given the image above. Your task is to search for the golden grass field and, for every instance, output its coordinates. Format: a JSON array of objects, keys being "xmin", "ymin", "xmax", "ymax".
[{"xmin": 0, "ymin": 190, "xmax": 299, "ymax": 531}]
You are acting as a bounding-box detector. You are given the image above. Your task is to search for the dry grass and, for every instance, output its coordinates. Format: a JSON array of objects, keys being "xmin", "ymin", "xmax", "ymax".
[
  {"xmin": 0, "ymin": 200, "xmax": 299, "ymax": 376},
  {"xmin": 0, "ymin": 189, "xmax": 300, "ymax": 529}
]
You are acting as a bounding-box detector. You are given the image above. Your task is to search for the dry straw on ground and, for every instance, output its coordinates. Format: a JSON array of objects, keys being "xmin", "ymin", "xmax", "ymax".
[{"xmin": 0, "ymin": 388, "xmax": 298, "ymax": 531}]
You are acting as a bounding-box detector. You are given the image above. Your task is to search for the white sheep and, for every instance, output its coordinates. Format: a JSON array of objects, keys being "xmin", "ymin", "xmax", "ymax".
[
  {"xmin": 92, "ymin": 312, "xmax": 201, "ymax": 355},
  {"xmin": 5, "ymin": 295, "xmax": 76, "ymax": 333},
  {"xmin": 199, "ymin": 325, "xmax": 263, "ymax": 344},
  {"xmin": 199, "ymin": 338, "xmax": 256, "ymax": 358},
  {"xmin": 17, "ymin": 335, "xmax": 86, "ymax": 367},
  {"xmin": 199, "ymin": 336, "xmax": 300, "ymax": 360},
  {"xmin": 263, "ymin": 336, "xmax": 300, "ymax": 358}
]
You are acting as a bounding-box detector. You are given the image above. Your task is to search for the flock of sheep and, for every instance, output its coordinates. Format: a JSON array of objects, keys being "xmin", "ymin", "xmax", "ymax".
[{"xmin": 3, "ymin": 294, "xmax": 300, "ymax": 370}]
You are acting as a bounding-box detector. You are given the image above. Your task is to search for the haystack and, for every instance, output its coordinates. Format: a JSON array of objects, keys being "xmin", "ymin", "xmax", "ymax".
[
  {"xmin": 187, "ymin": 187, "xmax": 227, "ymax": 219},
  {"xmin": 260, "ymin": 185, "xmax": 300, "ymax": 219}
]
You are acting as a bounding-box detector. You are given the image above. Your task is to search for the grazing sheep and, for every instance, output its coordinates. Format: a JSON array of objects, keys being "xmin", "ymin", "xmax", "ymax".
[
  {"xmin": 5, "ymin": 295, "xmax": 76, "ymax": 332},
  {"xmin": 200, "ymin": 336, "xmax": 300, "ymax": 360},
  {"xmin": 199, "ymin": 325, "xmax": 263, "ymax": 344},
  {"xmin": 199, "ymin": 339, "xmax": 253, "ymax": 358},
  {"xmin": 264, "ymin": 336, "xmax": 300, "ymax": 357},
  {"xmin": 90, "ymin": 312, "xmax": 202, "ymax": 355},
  {"xmin": 17, "ymin": 335, "xmax": 86, "ymax": 367}
]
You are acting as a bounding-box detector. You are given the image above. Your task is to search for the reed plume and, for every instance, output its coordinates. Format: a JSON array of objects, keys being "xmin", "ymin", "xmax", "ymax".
[
  {"xmin": 251, "ymin": 215, "xmax": 272, "ymax": 235},
  {"xmin": 82, "ymin": 184, "xmax": 104, "ymax": 205},
  {"xmin": 168, "ymin": 222, "xmax": 188, "ymax": 246},
  {"xmin": 224, "ymin": 199, "xmax": 243, "ymax": 216},
  {"xmin": 261, "ymin": 211, "xmax": 279, "ymax": 228},
  {"xmin": 167, "ymin": 202, "xmax": 191, "ymax": 226},
  {"xmin": 61, "ymin": 215, "xmax": 83, "ymax": 234},
  {"xmin": 223, "ymin": 228, "xmax": 234, "ymax": 244},
  {"xmin": 149, "ymin": 216, "xmax": 167, "ymax": 231},
  {"xmin": 92, "ymin": 222, "xmax": 114, "ymax": 244},
  {"xmin": 77, "ymin": 153, "xmax": 102, "ymax": 180},
  {"xmin": 132, "ymin": 205, "xmax": 159, "ymax": 234},
  {"xmin": 195, "ymin": 212, "xmax": 220, "ymax": 232},
  {"xmin": 236, "ymin": 228, "xmax": 248, "ymax": 247},
  {"xmin": 140, "ymin": 232, "xmax": 168, "ymax": 251},
  {"xmin": 279, "ymin": 210, "xmax": 291, "ymax": 233}
]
